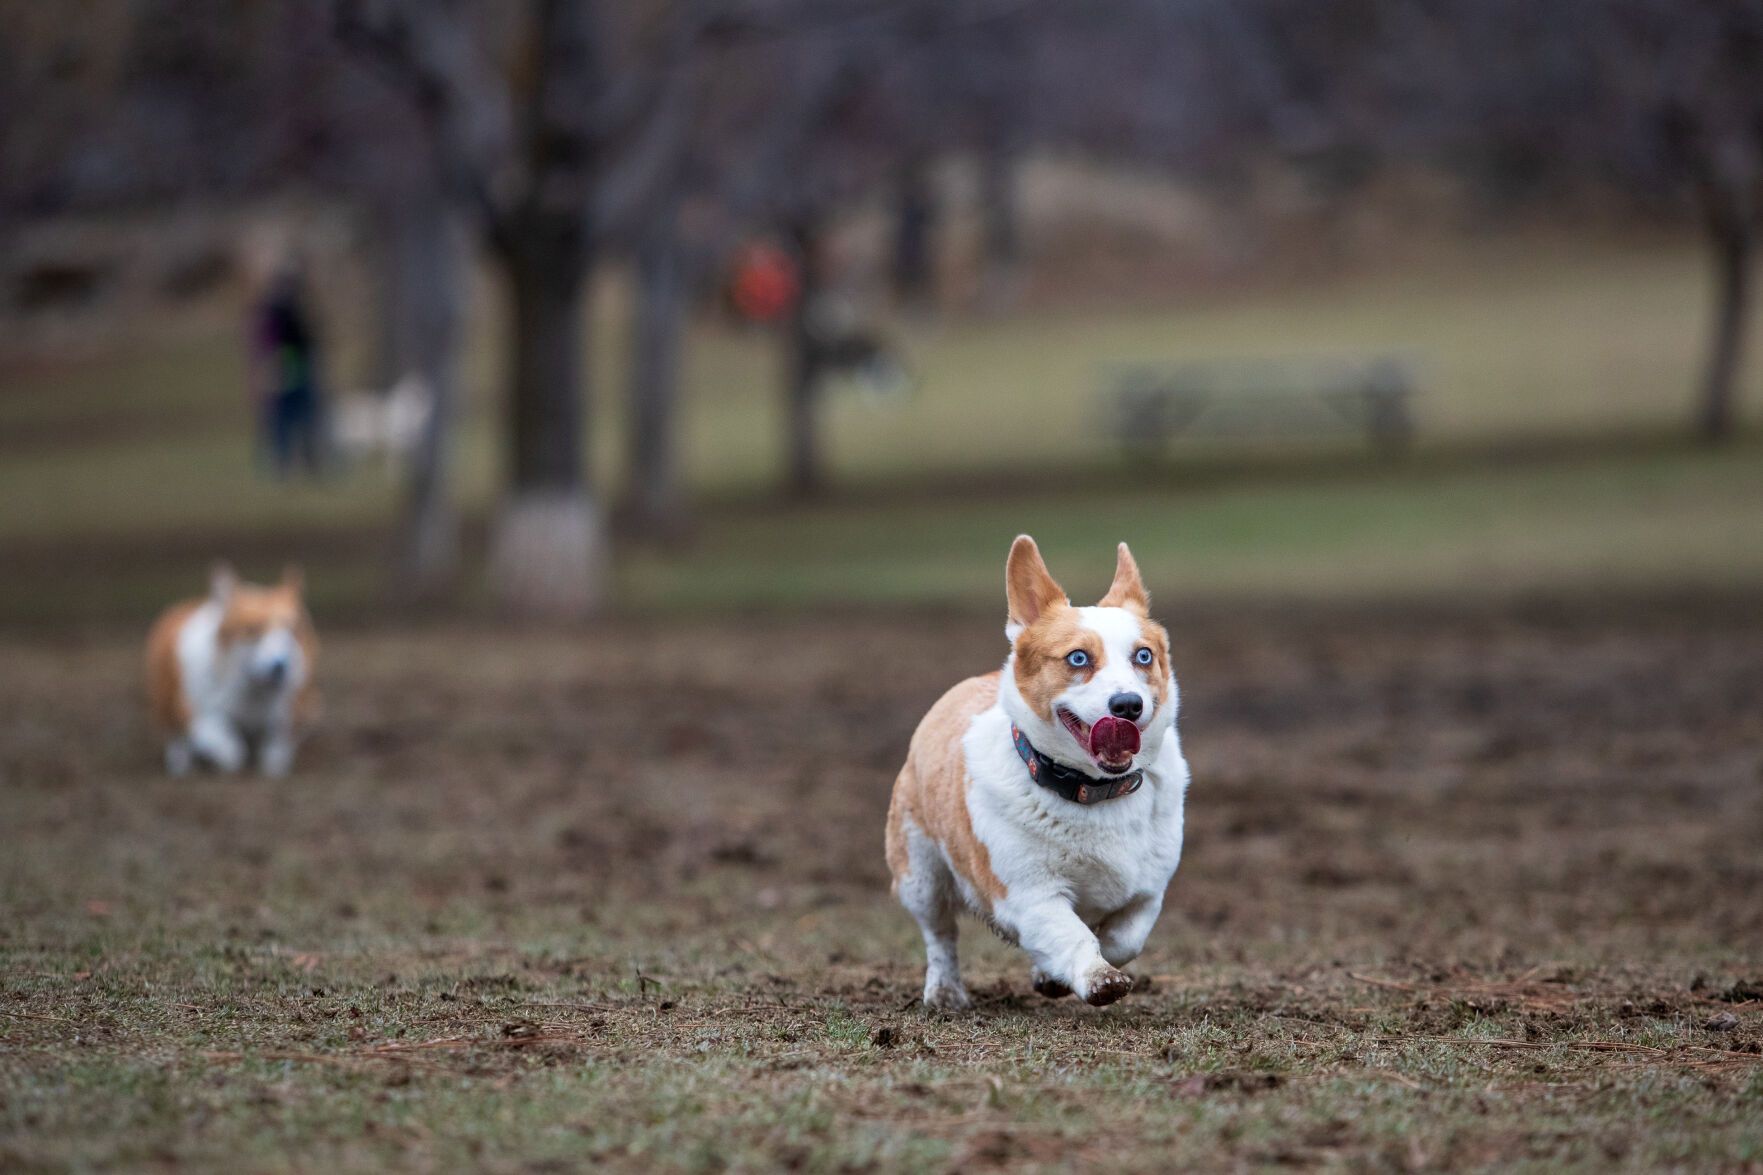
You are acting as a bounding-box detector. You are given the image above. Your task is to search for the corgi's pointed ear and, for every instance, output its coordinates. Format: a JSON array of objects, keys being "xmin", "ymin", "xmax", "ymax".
[
  {"xmin": 281, "ymin": 563, "xmax": 305, "ymax": 595},
  {"xmin": 1005, "ymin": 534, "xmax": 1067, "ymax": 640},
  {"xmin": 210, "ymin": 561, "xmax": 238, "ymax": 605},
  {"xmin": 1098, "ymin": 542, "xmax": 1149, "ymax": 616}
]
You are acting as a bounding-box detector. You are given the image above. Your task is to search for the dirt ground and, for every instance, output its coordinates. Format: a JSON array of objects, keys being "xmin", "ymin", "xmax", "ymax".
[{"xmin": 2, "ymin": 604, "xmax": 1761, "ymax": 1172}]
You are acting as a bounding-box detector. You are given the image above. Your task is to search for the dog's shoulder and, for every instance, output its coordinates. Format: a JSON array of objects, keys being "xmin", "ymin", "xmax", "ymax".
[
  {"xmin": 889, "ymin": 671, "xmax": 1009, "ymax": 906},
  {"xmin": 144, "ymin": 596, "xmax": 207, "ymax": 733},
  {"xmin": 903, "ymin": 671, "xmax": 1002, "ymax": 800},
  {"xmin": 294, "ymin": 608, "xmax": 322, "ymax": 727},
  {"xmin": 293, "ymin": 604, "xmax": 320, "ymax": 671},
  {"xmin": 910, "ymin": 671, "xmax": 999, "ymax": 757}
]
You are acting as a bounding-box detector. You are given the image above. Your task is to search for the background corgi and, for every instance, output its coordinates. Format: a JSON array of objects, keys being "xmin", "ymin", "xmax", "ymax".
[
  {"xmin": 886, "ymin": 535, "xmax": 1190, "ymax": 1010},
  {"xmin": 144, "ymin": 563, "xmax": 319, "ymax": 777}
]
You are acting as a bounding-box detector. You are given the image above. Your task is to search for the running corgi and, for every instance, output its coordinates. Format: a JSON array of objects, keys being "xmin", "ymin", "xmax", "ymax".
[
  {"xmin": 145, "ymin": 563, "xmax": 319, "ymax": 777},
  {"xmin": 886, "ymin": 536, "xmax": 1189, "ymax": 1010}
]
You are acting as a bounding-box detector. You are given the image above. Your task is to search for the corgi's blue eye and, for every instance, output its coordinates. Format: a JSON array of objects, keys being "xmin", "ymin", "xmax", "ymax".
[
  {"xmin": 1066, "ymin": 650, "xmax": 1089, "ymax": 668},
  {"xmin": 1135, "ymin": 647, "xmax": 1154, "ymax": 666}
]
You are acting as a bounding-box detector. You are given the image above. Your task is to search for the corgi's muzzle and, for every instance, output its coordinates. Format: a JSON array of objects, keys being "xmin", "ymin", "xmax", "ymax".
[{"xmin": 1057, "ymin": 707, "xmax": 1142, "ymax": 774}]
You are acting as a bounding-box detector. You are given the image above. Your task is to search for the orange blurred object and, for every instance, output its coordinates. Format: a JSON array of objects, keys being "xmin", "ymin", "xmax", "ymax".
[{"xmin": 730, "ymin": 243, "xmax": 800, "ymax": 323}]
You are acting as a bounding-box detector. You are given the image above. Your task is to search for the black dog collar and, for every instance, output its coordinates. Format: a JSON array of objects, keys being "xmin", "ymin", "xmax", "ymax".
[{"xmin": 1011, "ymin": 724, "xmax": 1143, "ymax": 805}]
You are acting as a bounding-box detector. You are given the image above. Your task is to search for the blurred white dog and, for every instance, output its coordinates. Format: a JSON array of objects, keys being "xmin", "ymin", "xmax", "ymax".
[{"xmin": 332, "ymin": 373, "xmax": 432, "ymax": 478}]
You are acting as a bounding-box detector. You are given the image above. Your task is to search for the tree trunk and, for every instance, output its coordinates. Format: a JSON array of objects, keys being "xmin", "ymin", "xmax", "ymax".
[
  {"xmin": 976, "ymin": 104, "xmax": 1024, "ymax": 312},
  {"xmin": 508, "ymin": 243, "xmax": 585, "ymax": 491},
  {"xmin": 891, "ymin": 156, "xmax": 936, "ymax": 309},
  {"xmin": 786, "ymin": 217, "xmax": 825, "ymax": 497},
  {"xmin": 1698, "ymin": 206, "xmax": 1753, "ymax": 444},
  {"xmin": 621, "ymin": 205, "xmax": 689, "ymax": 538},
  {"xmin": 980, "ymin": 137, "xmax": 1020, "ymax": 272},
  {"xmin": 487, "ymin": 221, "xmax": 608, "ymax": 618},
  {"xmin": 482, "ymin": 0, "xmax": 611, "ymax": 619},
  {"xmin": 383, "ymin": 194, "xmax": 465, "ymax": 600}
]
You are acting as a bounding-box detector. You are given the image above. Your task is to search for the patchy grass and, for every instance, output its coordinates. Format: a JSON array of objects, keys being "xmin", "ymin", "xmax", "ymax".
[
  {"xmin": 3, "ymin": 610, "xmax": 1760, "ymax": 1171},
  {"xmin": 4, "ymin": 237, "xmax": 1762, "ymax": 1166},
  {"xmin": 618, "ymin": 440, "xmax": 1763, "ymax": 611},
  {"xmin": 7, "ymin": 433, "xmax": 1761, "ymax": 628}
]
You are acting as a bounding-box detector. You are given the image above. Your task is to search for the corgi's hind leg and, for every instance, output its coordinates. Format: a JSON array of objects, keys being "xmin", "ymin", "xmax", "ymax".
[
  {"xmin": 164, "ymin": 736, "xmax": 194, "ymax": 776},
  {"xmin": 896, "ymin": 824, "xmax": 970, "ymax": 1011}
]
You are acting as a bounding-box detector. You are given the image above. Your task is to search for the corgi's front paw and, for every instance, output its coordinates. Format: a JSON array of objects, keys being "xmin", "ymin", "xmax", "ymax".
[
  {"xmin": 1032, "ymin": 969, "xmax": 1073, "ymax": 999},
  {"xmin": 923, "ymin": 980, "xmax": 972, "ymax": 1012},
  {"xmin": 1079, "ymin": 964, "xmax": 1134, "ymax": 1007}
]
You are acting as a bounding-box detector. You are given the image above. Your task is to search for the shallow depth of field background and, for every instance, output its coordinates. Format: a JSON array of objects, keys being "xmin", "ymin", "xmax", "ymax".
[{"xmin": 2, "ymin": 3, "xmax": 1761, "ymax": 1172}]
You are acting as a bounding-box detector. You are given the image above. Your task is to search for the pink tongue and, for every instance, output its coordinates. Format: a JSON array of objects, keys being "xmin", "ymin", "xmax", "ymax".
[{"xmin": 1089, "ymin": 716, "xmax": 1141, "ymax": 763}]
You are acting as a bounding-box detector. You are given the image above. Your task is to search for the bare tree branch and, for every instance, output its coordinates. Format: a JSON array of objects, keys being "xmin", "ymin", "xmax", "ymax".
[{"xmin": 333, "ymin": 0, "xmax": 516, "ymax": 249}]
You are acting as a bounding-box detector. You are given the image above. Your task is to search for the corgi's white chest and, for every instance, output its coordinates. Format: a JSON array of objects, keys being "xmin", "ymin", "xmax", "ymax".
[
  {"xmin": 965, "ymin": 706, "xmax": 1187, "ymax": 917},
  {"xmin": 174, "ymin": 603, "xmax": 294, "ymax": 723},
  {"xmin": 1059, "ymin": 800, "xmax": 1182, "ymax": 917}
]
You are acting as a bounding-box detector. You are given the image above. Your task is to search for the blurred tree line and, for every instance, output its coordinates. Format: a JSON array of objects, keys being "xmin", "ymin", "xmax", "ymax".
[{"xmin": 3, "ymin": 0, "xmax": 1760, "ymax": 616}]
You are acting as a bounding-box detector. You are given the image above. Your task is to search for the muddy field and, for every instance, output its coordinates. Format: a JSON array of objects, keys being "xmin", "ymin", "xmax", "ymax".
[{"xmin": 3, "ymin": 605, "xmax": 1761, "ymax": 1172}]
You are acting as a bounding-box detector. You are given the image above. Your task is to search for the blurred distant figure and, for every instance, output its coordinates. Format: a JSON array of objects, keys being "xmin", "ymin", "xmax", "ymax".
[
  {"xmin": 250, "ymin": 265, "xmax": 325, "ymax": 477},
  {"xmin": 891, "ymin": 157, "xmax": 938, "ymax": 311}
]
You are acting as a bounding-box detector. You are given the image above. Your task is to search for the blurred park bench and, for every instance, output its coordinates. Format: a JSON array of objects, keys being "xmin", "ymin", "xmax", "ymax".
[{"xmin": 1104, "ymin": 355, "xmax": 1418, "ymax": 456}]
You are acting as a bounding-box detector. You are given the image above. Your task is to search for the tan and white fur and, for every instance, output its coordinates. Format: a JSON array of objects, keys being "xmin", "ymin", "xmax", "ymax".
[
  {"xmin": 145, "ymin": 564, "xmax": 319, "ymax": 777},
  {"xmin": 886, "ymin": 536, "xmax": 1188, "ymax": 1010}
]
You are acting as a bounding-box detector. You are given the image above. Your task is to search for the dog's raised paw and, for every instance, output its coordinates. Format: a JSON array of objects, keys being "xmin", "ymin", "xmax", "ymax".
[
  {"xmin": 1032, "ymin": 971, "xmax": 1073, "ymax": 1000},
  {"xmin": 1083, "ymin": 966, "xmax": 1134, "ymax": 1007}
]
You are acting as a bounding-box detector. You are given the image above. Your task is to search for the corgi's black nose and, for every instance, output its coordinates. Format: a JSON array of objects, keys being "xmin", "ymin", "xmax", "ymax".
[{"xmin": 1108, "ymin": 692, "xmax": 1143, "ymax": 720}]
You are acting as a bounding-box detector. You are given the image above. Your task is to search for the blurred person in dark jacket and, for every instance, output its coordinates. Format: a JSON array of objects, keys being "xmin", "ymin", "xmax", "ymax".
[{"xmin": 250, "ymin": 262, "xmax": 326, "ymax": 477}]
